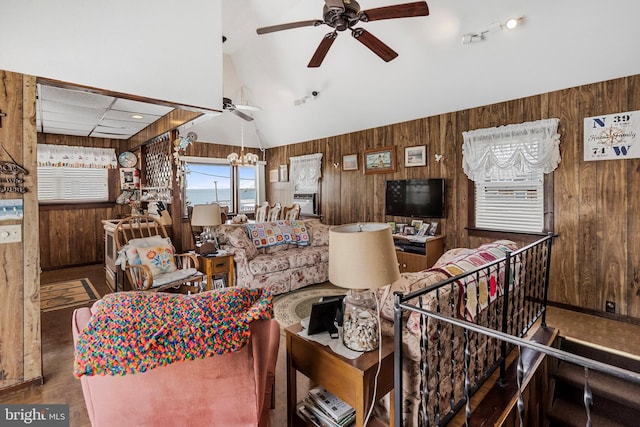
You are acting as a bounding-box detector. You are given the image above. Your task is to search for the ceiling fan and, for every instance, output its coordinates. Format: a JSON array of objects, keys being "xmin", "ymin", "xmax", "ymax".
[
  {"xmin": 256, "ymin": 0, "xmax": 429, "ymax": 67},
  {"xmin": 222, "ymin": 97, "xmax": 261, "ymax": 121}
]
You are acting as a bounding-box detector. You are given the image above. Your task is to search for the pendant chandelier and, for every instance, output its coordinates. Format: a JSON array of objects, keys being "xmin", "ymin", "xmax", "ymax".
[{"xmin": 227, "ymin": 122, "xmax": 259, "ymax": 166}]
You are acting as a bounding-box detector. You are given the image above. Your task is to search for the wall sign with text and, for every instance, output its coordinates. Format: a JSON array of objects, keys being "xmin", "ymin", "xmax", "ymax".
[{"xmin": 584, "ymin": 110, "xmax": 639, "ymax": 161}]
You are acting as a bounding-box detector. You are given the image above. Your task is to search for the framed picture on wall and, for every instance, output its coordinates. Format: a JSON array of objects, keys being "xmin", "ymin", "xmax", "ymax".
[
  {"xmin": 405, "ymin": 145, "xmax": 427, "ymax": 167},
  {"xmin": 279, "ymin": 164, "xmax": 288, "ymax": 182},
  {"xmin": 269, "ymin": 169, "xmax": 279, "ymax": 182},
  {"xmin": 342, "ymin": 154, "xmax": 358, "ymax": 171},
  {"xmin": 363, "ymin": 146, "xmax": 396, "ymax": 175}
]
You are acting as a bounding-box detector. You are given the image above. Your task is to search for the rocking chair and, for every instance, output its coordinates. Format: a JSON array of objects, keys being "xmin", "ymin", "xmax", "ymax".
[{"xmin": 115, "ymin": 215, "xmax": 203, "ymax": 292}]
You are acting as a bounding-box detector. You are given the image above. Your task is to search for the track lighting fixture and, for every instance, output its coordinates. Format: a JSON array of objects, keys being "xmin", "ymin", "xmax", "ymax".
[{"xmin": 461, "ymin": 16, "xmax": 524, "ymax": 44}]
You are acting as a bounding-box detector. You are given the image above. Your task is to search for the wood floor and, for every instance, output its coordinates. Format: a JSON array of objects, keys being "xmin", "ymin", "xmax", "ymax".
[{"xmin": 1, "ymin": 264, "xmax": 639, "ymax": 427}]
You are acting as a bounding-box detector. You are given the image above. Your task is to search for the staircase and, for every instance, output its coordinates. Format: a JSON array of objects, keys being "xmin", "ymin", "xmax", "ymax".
[{"xmin": 548, "ymin": 337, "xmax": 640, "ymax": 427}]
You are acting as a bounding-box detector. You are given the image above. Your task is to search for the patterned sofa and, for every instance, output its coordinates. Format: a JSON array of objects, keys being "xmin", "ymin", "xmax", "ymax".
[
  {"xmin": 215, "ymin": 219, "xmax": 330, "ymax": 295},
  {"xmin": 375, "ymin": 240, "xmax": 519, "ymax": 426}
]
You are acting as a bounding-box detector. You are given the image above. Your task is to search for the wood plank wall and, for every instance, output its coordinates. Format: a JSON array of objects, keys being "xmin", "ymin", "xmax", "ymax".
[
  {"xmin": 265, "ymin": 74, "xmax": 640, "ymax": 319},
  {"xmin": 0, "ymin": 71, "xmax": 41, "ymax": 391}
]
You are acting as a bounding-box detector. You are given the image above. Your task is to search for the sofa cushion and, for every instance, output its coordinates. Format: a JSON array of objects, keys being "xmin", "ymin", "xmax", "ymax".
[
  {"xmin": 248, "ymin": 253, "xmax": 290, "ymax": 275},
  {"xmin": 285, "ymin": 248, "xmax": 321, "ymax": 269}
]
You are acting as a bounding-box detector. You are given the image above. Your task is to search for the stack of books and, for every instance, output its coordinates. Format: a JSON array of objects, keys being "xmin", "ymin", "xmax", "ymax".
[{"xmin": 296, "ymin": 386, "xmax": 356, "ymax": 427}]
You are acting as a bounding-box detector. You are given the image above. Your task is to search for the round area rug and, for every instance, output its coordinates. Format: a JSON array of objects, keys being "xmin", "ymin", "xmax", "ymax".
[{"xmin": 273, "ymin": 285, "xmax": 347, "ymax": 328}]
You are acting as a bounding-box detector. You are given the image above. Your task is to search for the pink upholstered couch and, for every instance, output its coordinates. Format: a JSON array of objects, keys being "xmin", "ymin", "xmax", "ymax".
[
  {"xmin": 215, "ymin": 219, "xmax": 330, "ymax": 295},
  {"xmin": 72, "ymin": 298, "xmax": 280, "ymax": 427}
]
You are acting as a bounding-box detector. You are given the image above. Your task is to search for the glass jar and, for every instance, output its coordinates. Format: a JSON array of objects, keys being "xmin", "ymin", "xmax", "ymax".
[{"xmin": 341, "ymin": 289, "xmax": 379, "ymax": 352}]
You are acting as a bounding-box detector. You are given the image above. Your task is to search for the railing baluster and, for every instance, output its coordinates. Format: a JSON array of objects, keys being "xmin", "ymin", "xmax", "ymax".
[
  {"xmin": 464, "ymin": 327, "xmax": 471, "ymax": 426},
  {"xmin": 584, "ymin": 367, "xmax": 593, "ymax": 427},
  {"xmin": 516, "ymin": 345, "xmax": 525, "ymax": 427}
]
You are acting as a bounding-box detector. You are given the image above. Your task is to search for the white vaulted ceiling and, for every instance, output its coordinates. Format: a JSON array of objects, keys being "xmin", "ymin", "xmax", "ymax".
[{"xmin": 8, "ymin": 0, "xmax": 640, "ymax": 148}]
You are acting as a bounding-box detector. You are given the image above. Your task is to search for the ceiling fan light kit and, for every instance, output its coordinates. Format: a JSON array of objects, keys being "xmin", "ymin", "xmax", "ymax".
[{"xmin": 256, "ymin": 0, "xmax": 430, "ymax": 67}]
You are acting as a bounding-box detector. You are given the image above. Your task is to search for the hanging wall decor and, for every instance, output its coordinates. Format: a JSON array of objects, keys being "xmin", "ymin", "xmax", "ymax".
[
  {"xmin": 0, "ymin": 146, "xmax": 28, "ymax": 194},
  {"xmin": 584, "ymin": 110, "xmax": 640, "ymax": 161}
]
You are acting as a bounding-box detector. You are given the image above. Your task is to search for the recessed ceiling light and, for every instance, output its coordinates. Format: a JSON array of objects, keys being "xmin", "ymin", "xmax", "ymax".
[{"xmin": 132, "ymin": 114, "xmax": 144, "ymax": 119}]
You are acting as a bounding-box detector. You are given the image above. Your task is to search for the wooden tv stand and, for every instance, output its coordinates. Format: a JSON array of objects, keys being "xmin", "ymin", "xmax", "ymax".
[{"xmin": 393, "ymin": 234, "xmax": 444, "ymax": 273}]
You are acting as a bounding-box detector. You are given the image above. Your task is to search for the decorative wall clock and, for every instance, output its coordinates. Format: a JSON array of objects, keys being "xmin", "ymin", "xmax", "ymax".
[{"xmin": 118, "ymin": 151, "xmax": 137, "ymax": 168}]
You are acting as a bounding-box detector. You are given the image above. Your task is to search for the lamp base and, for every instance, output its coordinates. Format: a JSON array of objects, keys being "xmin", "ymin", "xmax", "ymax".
[{"xmin": 342, "ymin": 289, "xmax": 379, "ymax": 352}]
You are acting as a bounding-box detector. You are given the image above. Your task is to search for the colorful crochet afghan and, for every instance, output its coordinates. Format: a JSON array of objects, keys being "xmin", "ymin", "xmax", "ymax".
[{"xmin": 74, "ymin": 288, "xmax": 273, "ymax": 377}]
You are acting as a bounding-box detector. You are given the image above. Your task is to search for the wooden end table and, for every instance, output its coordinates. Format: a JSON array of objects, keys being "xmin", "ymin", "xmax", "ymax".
[
  {"xmin": 285, "ymin": 323, "xmax": 395, "ymax": 427},
  {"xmin": 197, "ymin": 252, "xmax": 234, "ymax": 291}
]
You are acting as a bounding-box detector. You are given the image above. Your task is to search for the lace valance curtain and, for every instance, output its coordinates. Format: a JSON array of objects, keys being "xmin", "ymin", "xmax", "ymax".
[
  {"xmin": 289, "ymin": 153, "xmax": 322, "ymax": 193},
  {"xmin": 37, "ymin": 144, "xmax": 117, "ymax": 169},
  {"xmin": 462, "ymin": 118, "xmax": 561, "ymax": 181}
]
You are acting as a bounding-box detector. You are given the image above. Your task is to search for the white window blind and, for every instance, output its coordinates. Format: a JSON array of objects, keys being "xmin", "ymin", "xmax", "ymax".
[
  {"xmin": 475, "ymin": 170, "xmax": 544, "ymax": 232},
  {"xmin": 38, "ymin": 167, "xmax": 108, "ymax": 203}
]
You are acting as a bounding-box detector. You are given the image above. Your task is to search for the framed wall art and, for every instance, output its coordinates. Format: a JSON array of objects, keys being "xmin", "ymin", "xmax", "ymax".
[
  {"xmin": 342, "ymin": 154, "xmax": 358, "ymax": 171},
  {"xmin": 279, "ymin": 164, "xmax": 288, "ymax": 182},
  {"xmin": 363, "ymin": 146, "xmax": 396, "ymax": 175},
  {"xmin": 269, "ymin": 169, "xmax": 279, "ymax": 182},
  {"xmin": 405, "ymin": 145, "xmax": 426, "ymax": 167}
]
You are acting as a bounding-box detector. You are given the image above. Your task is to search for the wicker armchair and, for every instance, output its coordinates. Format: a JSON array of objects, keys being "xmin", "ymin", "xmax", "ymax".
[{"xmin": 115, "ymin": 215, "xmax": 203, "ymax": 292}]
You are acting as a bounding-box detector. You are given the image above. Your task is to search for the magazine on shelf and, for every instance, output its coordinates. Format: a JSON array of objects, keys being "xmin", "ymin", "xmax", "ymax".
[
  {"xmin": 297, "ymin": 400, "xmax": 356, "ymax": 427},
  {"xmin": 307, "ymin": 386, "xmax": 355, "ymax": 422}
]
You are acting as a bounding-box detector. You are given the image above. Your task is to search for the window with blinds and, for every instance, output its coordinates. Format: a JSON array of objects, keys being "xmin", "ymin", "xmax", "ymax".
[
  {"xmin": 474, "ymin": 170, "xmax": 544, "ymax": 233},
  {"xmin": 38, "ymin": 167, "xmax": 108, "ymax": 203}
]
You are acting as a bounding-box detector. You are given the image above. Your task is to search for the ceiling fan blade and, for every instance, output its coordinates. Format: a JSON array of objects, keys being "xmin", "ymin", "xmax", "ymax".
[
  {"xmin": 230, "ymin": 108, "xmax": 254, "ymax": 122},
  {"xmin": 236, "ymin": 104, "xmax": 262, "ymax": 112},
  {"xmin": 360, "ymin": 1, "xmax": 429, "ymax": 22},
  {"xmin": 352, "ymin": 28, "xmax": 398, "ymax": 62},
  {"xmin": 308, "ymin": 32, "xmax": 338, "ymax": 68},
  {"xmin": 257, "ymin": 20, "xmax": 324, "ymax": 35},
  {"xmin": 324, "ymin": 0, "xmax": 345, "ymax": 11}
]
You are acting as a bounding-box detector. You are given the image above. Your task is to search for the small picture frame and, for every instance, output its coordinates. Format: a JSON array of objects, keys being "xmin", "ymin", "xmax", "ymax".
[
  {"xmin": 428, "ymin": 221, "xmax": 439, "ymax": 236},
  {"xmin": 269, "ymin": 169, "xmax": 279, "ymax": 182},
  {"xmin": 119, "ymin": 168, "xmax": 139, "ymax": 190},
  {"xmin": 405, "ymin": 145, "xmax": 427, "ymax": 167},
  {"xmin": 404, "ymin": 225, "xmax": 416, "ymax": 235},
  {"xmin": 213, "ymin": 278, "xmax": 226, "ymax": 289},
  {"xmin": 363, "ymin": 146, "xmax": 397, "ymax": 175},
  {"xmin": 342, "ymin": 154, "xmax": 358, "ymax": 171},
  {"xmin": 279, "ymin": 164, "xmax": 288, "ymax": 182},
  {"xmin": 387, "ymin": 221, "xmax": 397, "ymax": 233},
  {"xmin": 417, "ymin": 223, "xmax": 429, "ymax": 237},
  {"xmin": 411, "ymin": 219, "xmax": 423, "ymax": 230}
]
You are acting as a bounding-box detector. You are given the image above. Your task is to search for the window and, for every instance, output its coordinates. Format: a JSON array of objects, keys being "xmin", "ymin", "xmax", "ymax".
[
  {"xmin": 182, "ymin": 157, "xmax": 265, "ymax": 214},
  {"xmin": 463, "ymin": 118, "xmax": 561, "ymax": 234},
  {"xmin": 36, "ymin": 144, "xmax": 116, "ymax": 203}
]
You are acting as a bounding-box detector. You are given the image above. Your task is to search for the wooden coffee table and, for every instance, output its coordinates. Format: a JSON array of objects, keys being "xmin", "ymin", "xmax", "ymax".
[{"xmin": 285, "ymin": 322, "xmax": 395, "ymax": 427}]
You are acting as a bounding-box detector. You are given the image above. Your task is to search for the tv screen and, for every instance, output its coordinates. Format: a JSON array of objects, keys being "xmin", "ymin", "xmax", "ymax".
[{"xmin": 385, "ymin": 179, "xmax": 445, "ymax": 218}]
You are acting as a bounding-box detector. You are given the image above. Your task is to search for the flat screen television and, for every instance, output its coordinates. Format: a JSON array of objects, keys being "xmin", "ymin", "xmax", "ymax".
[{"xmin": 385, "ymin": 178, "xmax": 445, "ymax": 218}]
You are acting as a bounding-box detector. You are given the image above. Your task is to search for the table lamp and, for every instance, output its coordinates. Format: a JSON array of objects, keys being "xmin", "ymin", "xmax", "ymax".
[
  {"xmin": 191, "ymin": 204, "xmax": 222, "ymax": 254},
  {"xmin": 329, "ymin": 223, "xmax": 400, "ymax": 351}
]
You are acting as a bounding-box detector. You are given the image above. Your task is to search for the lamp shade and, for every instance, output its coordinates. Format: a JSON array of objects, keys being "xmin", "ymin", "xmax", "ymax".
[
  {"xmin": 191, "ymin": 204, "xmax": 222, "ymax": 227},
  {"xmin": 329, "ymin": 223, "xmax": 400, "ymax": 290}
]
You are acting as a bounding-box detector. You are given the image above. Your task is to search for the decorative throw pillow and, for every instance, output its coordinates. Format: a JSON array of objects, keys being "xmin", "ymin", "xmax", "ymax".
[
  {"xmin": 289, "ymin": 220, "xmax": 310, "ymax": 246},
  {"xmin": 124, "ymin": 235, "xmax": 172, "ymax": 266},
  {"xmin": 137, "ymin": 245, "xmax": 178, "ymax": 276},
  {"xmin": 246, "ymin": 221, "xmax": 294, "ymax": 249},
  {"xmin": 305, "ymin": 219, "xmax": 330, "ymax": 247}
]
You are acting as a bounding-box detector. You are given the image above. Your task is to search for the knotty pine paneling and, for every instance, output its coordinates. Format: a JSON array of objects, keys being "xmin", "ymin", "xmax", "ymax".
[
  {"xmin": 265, "ymin": 74, "xmax": 640, "ymax": 320},
  {"xmin": 0, "ymin": 71, "xmax": 41, "ymax": 392}
]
